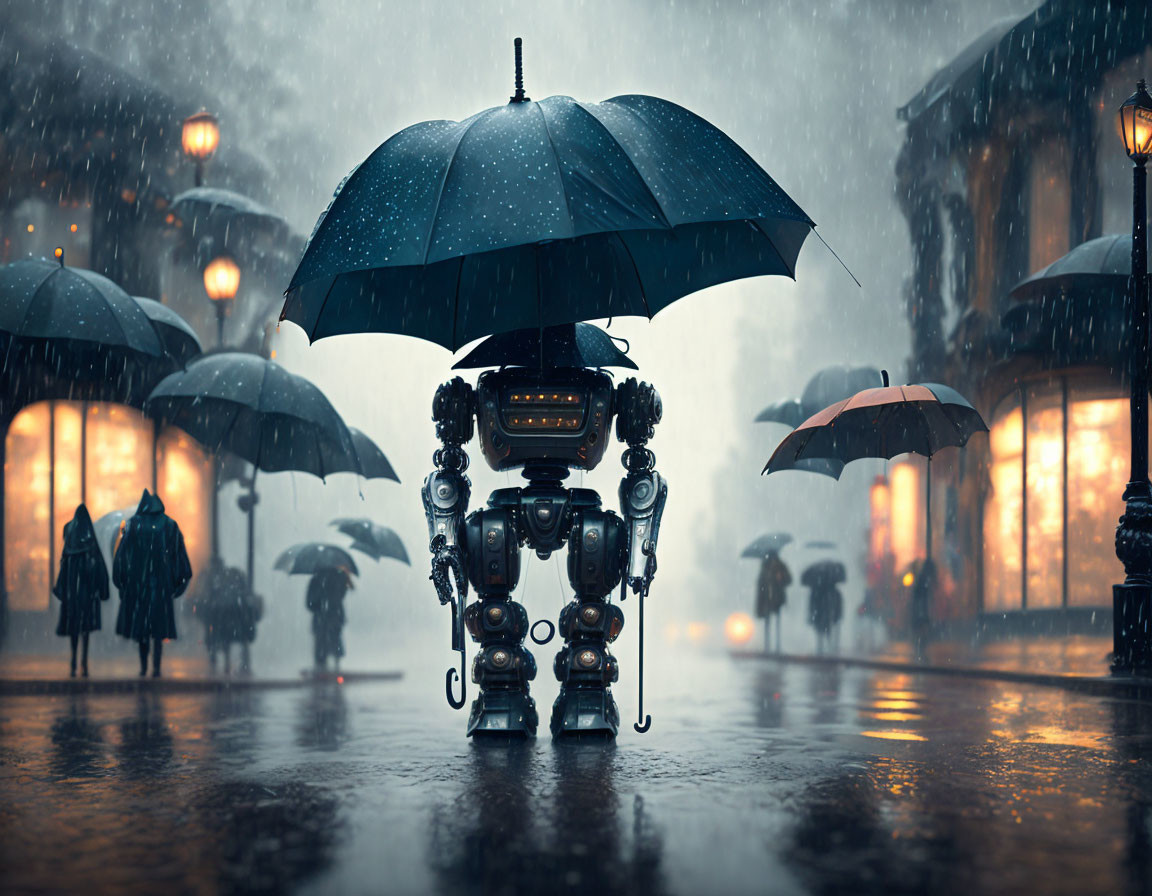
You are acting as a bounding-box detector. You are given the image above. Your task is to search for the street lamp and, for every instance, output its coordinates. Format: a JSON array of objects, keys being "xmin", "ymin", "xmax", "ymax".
[
  {"xmin": 181, "ymin": 110, "xmax": 219, "ymax": 187},
  {"xmin": 203, "ymin": 255, "xmax": 240, "ymax": 348},
  {"xmin": 1113, "ymin": 79, "xmax": 1152, "ymax": 675}
]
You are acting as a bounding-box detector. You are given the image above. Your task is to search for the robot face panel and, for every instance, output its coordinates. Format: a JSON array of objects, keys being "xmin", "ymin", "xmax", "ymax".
[{"xmin": 476, "ymin": 368, "xmax": 614, "ymax": 473}]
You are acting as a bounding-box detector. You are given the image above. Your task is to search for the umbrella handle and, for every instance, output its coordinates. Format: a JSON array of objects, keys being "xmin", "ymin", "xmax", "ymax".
[{"xmin": 445, "ymin": 657, "xmax": 466, "ymax": 709}]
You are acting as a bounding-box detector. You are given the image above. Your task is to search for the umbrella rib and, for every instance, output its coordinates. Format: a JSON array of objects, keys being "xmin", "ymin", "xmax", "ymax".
[
  {"xmin": 615, "ymin": 234, "xmax": 653, "ymax": 320},
  {"xmin": 309, "ymin": 275, "xmax": 340, "ymax": 345},
  {"xmin": 17, "ymin": 266, "xmax": 57, "ymax": 336},
  {"xmin": 569, "ymin": 101, "xmax": 674, "ymax": 230},
  {"xmin": 533, "ymin": 103, "xmax": 577, "ymax": 235},
  {"xmin": 750, "ymin": 219, "xmax": 800, "ymax": 279},
  {"xmin": 450, "ymin": 255, "xmax": 464, "ymax": 351},
  {"xmin": 422, "ymin": 115, "xmax": 487, "ymax": 266}
]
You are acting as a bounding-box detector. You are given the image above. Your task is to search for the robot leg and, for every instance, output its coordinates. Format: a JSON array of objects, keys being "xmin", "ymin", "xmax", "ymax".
[
  {"xmin": 551, "ymin": 507, "xmax": 626, "ymax": 737},
  {"xmin": 463, "ymin": 507, "xmax": 538, "ymax": 737}
]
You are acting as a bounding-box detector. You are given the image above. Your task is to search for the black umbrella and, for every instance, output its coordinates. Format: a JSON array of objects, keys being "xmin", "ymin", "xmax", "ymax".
[
  {"xmin": 144, "ymin": 352, "xmax": 360, "ymax": 477},
  {"xmin": 741, "ymin": 533, "xmax": 792, "ymax": 558},
  {"xmin": 1010, "ymin": 233, "xmax": 1129, "ymax": 302},
  {"xmin": 330, "ymin": 519, "xmax": 410, "ymax": 565},
  {"xmin": 275, "ymin": 543, "xmax": 359, "ymax": 577},
  {"xmin": 281, "ymin": 43, "xmax": 815, "ymax": 350},
  {"xmin": 170, "ymin": 187, "xmax": 292, "ymax": 240},
  {"xmin": 325, "ymin": 428, "xmax": 400, "ymax": 482},
  {"xmin": 805, "ymin": 540, "xmax": 838, "ymax": 551},
  {"xmin": 134, "ymin": 297, "xmax": 202, "ymax": 366},
  {"xmin": 452, "ymin": 322, "xmax": 637, "ymax": 371},
  {"xmin": 801, "ymin": 559, "xmax": 846, "ymax": 588},
  {"xmin": 754, "ymin": 398, "xmax": 804, "ymax": 427},
  {"xmin": 0, "ymin": 258, "xmax": 165, "ymax": 368}
]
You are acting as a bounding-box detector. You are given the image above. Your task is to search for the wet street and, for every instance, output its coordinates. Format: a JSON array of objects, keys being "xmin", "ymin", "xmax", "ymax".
[{"xmin": 1, "ymin": 655, "xmax": 1151, "ymax": 896}]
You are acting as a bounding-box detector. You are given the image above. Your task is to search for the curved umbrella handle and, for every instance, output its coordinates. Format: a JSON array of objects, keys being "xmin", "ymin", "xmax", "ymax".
[
  {"xmin": 634, "ymin": 714, "xmax": 652, "ymax": 734},
  {"xmin": 445, "ymin": 661, "xmax": 466, "ymax": 709}
]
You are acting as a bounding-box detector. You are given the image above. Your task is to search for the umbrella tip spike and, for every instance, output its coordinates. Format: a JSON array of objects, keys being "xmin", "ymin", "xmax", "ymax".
[
  {"xmin": 881, "ymin": 369, "xmax": 889, "ymax": 388},
  {"xmin": 510, "ymin": 37, "xmax": 529, "ymax": 103},
  {"xmin": 54, "ymin": 246, "xmax": 64, "ymax": 266}
]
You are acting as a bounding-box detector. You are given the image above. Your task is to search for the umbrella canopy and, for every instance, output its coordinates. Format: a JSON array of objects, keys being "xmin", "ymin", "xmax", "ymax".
[
  {"xmin": 754, "ymin": 398, "xmax": 804, "ymax": 427},
  {"xmin": 452, "ymin": 322, "xmax": 637, "ymax": 371},
  {"xmin": 0, "ymin": 259, "xmax": 165, "ymax": 360},
  {"xmin": 170, "ymin": 187, "xmax": 292, "ymax": 240},
  {"xmin": 282, "ymin": 49, "xmax": 814, "ymax": 350},
  {"xmin": 134, "ymin": 297, "xmax": 202, "ymax": 366},
  {"xmin": 805, "ymin": 540, "xmax": 838, "ymax": 551},
  {"xmin": 274, "ymin": 543, "xmax": 359, "ymax": 577},
  {"xmin": 1010, "ymin": 233, "xmax": 1130, "ymax": 303},
  {"xmin": 323, "ymin": 427, "xmax": 400, "ymax": 482},
  {"xmin": 144, "ymin": 352, "xmax": 361, "ymax": 478},
  {"xmin": 741, "ymin": 533, "xmax": 793, "ymax": 559},
  {"xmin": 763, "ymin": 382, "xmax": 988, "ymax": 475},
  {"xmin": 801, "ymin": 559, "xmax": 846, "ymax": 587},
  {"xmin": 756, "ymin": 365, "xmax": 883, "ymax": 425},
  {"xmin": 330, "ymin": 519, "xmax": 410, "ymax": 564}
]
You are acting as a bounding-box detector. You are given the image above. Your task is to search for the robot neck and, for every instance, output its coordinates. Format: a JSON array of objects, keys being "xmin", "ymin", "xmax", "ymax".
[{"xmin": 521, "ymin": 462, "xmax": 570, "ymax": 484}]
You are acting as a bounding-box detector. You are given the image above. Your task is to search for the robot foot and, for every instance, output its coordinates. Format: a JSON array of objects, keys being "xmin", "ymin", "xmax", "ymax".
[
  {"xmin": 467, "ymin": 690, "xmax": 539, "ymax": 738},
  {"xmin": 550, "ymin": 687, "xmax": 620, "ymax": 738}
]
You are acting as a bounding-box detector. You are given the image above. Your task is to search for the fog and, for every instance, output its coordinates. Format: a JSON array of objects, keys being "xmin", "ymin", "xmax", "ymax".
[{"xmin": 7, "ymin": 0, "xmax": 1032, "ymax": 682}]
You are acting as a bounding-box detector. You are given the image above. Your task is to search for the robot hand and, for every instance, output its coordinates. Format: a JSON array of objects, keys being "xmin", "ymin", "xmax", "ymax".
[
  {"xmin": 629, "ymin": 539, "xmax": 658, "ymax": 596},
  {"xmin": 429, "ymin": 533, "xmax": 468, "ymax": 606}
]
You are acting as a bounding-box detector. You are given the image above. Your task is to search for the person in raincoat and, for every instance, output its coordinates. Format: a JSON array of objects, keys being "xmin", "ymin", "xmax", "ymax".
[
  {"xmin": 803, "ymin": 566, "xmax": 844, "ymax": 655},
  {"xmin": 754, "ymin": 551, "xmax": 791, "ymax": 653},
  {"xmin": 306, "ymin": 567, "xmax": 352, "ymax": 671},
  {"xmin": 113, "ymin": 490, "xmax": 193, "ymax": 677},
  {"xmin": 53, "ymin": 504, "xmax": 110, "ymax": 677},
  {"xmin": 197, "ymin": 558, "xmax": 262, "ymax": 675}
]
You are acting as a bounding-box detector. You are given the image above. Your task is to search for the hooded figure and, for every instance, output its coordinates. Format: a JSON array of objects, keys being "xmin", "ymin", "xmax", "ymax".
[
  {"xmin": 755, "ymin": 551, "xmax": 791, "ymax": 653},
  {"xmin": 54, "ymin": 504, "xmax": 110, "ymax": 677},
  {"xmin": 306, "ymin": 567, "xmax": 352, "ymax": 670},
  {"xmin": 113, "ymin": 490, "xmax": 193, "ymax": 677}
]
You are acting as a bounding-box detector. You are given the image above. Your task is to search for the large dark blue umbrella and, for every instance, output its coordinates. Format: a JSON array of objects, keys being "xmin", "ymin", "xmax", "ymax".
[
  {"xmin": 281, "ymin": 44, "xmax": 815, "ymax": 350},
  {"xmin": 741, "ymin": 533, "xmax": 793, "ymax": 559},
  {"xmin": 170, "ymin": 187, "xmax": 291, "ymax": 240},
  {"xmin": 452, "ymin": 322, "xmax": 637, "ymax": 371},
  {"xmin": 274, "ymin": 543, "xmax": 359, "ymax": 577},
  {"xmin": 330, "ymin": 519, "xmax": 410, "ymax": 565}
]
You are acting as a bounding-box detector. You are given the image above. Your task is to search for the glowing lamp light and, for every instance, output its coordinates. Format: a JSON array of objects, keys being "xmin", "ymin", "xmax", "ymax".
[
  {"xmin": 1120, "ymin": 80, "xmax": 1152, "ymax": 161},
  {"xmin": 903, "ymin": 571, "xmax": 915, "ymax": 588},
  {"xmin": 181, "ymin": 110, "xmax": 220, "ymax": 162},
  {"xmin": 203, "ymin": 256, "xmax": 241, "ymax": 303},
  {"xmin": 724, "ymin": 612, "xmax": 755, "ymax": 646}
]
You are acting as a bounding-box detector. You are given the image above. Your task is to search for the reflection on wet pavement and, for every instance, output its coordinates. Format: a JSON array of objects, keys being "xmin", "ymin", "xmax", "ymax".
[{"xmin": 1, "ymin": 656, "xmax": 1150, "ymax": 895}]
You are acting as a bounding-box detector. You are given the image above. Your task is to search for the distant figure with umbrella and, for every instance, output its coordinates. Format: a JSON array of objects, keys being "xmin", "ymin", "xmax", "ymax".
[
  {"xmin": 742, "ymin": 534, "xmax": 792, "ymax": 653},
  {"xmin": 802, "ymin": 560, "xmax": 845, "ymax": 655},
  {"xmin": 197, "ymin": 557, "xmax": 262, "ymax": 676},
  {"xmin": 276, "ymin": 544, "xmax": 359, "ymax": 673},
  {"xmin": 281, "ymin": 40, "xmax": 827, "ymax": 739},
  {"xmin": 764, "ymin": 371, "xmax": 987, "ymax": 654},
  {"xmin": 113, "ymin": 490, "xmax": 193, "ymax": 677},
  {"xmin": 53, "ymin": 505, "xmax": 109, "ymax": 677}
]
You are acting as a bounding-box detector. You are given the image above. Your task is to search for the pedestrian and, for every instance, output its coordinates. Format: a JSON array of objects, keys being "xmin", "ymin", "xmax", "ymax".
[
  {"xmin": 306, "ymin": 567, "xmax": 352, "ymax": 672},
  {"xmin": 53, "ymin": 504, "xmax": 109, "ymax": 677},
  {"xmin": 197, "ymin": 558, "xmax": 262, "ymax": 676},
  {"xmin": 910, "ymin": 557, "xmax": 936, "ymax": 657},
  {"xmin": 754, "ymin": 550, "xmax": 791, "ymax": 653},
  {"xmin": 113, "ymin": 489, "xmax": 192, "ymax": 677},
  {"xmin": 805, "ymin": 574, "xmax": 843, "ymax": 655}
]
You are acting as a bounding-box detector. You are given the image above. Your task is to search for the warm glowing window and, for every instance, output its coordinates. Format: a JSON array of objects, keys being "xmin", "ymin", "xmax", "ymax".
[
  {"xmin": 982, "ymin": 380, "xmax": 1138, "ymax": 613},
  {"xmin": 889, "ymin": 459, "xmax": 921, "ymax": 574},
  {"xmin": 868, "ymin": 475, "xmax": 892, "ymax": 563},
  {"xmin": 984, "ymin": 400, "xmax": 1022, "ymax": 612},
  {"xmin": 1067, "ymin": 390, "xmax": 1129, "ymax": 607},
  {"xmin": 5, "ymin": 401, "xmax": 211, "ymax": 612}
]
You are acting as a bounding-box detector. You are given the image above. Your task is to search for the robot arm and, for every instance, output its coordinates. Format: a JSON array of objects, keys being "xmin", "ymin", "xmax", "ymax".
[
  {"xmin": 421, "ymin": 377, "xmax": 475, "ymax": 606},
  {"xmin": 615, "ymin": 378, "xmax": 668, "ymax": 595}
]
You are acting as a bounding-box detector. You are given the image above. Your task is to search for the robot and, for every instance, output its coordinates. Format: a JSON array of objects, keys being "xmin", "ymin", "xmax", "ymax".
[{"xmin": 421, "ymin": 348, "xmax": 666, "ymax": 738}]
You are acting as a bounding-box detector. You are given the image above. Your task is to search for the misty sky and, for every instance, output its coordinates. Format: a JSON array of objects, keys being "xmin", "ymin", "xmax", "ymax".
[{"xmin": 9, "ymin": 0, "xmax": 1035, "ymax": 671}]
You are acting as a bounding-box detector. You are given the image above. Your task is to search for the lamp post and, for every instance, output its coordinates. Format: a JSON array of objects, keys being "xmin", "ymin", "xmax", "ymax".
[
  {"xmin": 181, "ymin": 110, "xmax": 219, "ymax": 187},
  {"xmin": 1113, "ymin": 80, "xmax": 1152, "ymax": 675},
  {"xmin": 203, "ymin": 255, "xmax": 240, "ymax": 349}
]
